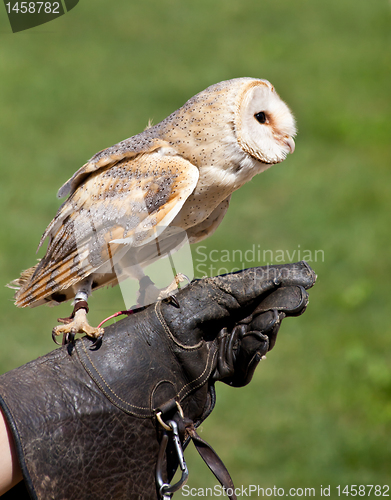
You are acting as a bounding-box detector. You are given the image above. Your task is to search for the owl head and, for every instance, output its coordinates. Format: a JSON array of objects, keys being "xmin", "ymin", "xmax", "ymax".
[
  {"xmin": 234, "ymin": 78, "xmax": 296, "ymax": 165},
  {"xmin": 158, "ymin": 77, "xmax": 297, "ymax": 171}
]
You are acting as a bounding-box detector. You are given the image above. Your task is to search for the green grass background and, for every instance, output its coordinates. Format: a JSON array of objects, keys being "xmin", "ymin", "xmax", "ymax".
[{"xmin": 0, "ymin": 0, "xmax": 390, "ymax": 497}]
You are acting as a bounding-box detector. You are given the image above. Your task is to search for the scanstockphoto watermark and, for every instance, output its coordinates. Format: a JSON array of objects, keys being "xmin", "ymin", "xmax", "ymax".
[
  {"xmin": 181, "ymin": 484, "xmax": 318, "ymax": 497},
  {"xmin": 194, "ymin": 244, "xmax": 324, "ymax": 276},
  {"xmin": 181, "ymin": 484, "xmax": 390, "ymax": 497}
]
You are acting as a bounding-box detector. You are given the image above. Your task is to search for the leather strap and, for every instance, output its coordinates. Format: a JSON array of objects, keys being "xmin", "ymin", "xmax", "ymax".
[
  {"xmin": 73, "ymin": 300, "xmax": 89, "ymax": 314},
  {"xmin": 187, "ymin": 423, "xmax": 236, "ymax": 500},
  {"xmin": 57, "ymin": 300, "xmax": 89, "ymax": 324},
  {"xmin": 168, "ymin": 415, "xmax": 236, "ymax": 500}
]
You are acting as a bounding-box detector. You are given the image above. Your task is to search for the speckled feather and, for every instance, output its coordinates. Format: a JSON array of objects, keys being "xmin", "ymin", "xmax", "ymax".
[{"xmin": 11, "ymin": 77, "xmax": 296, "ymax": 307}]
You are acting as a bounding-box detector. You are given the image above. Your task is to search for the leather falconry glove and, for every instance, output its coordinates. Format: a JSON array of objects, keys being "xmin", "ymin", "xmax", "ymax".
[{"xmin": 0, "ymin": 261, "xmax": 316, "ymax": 500}]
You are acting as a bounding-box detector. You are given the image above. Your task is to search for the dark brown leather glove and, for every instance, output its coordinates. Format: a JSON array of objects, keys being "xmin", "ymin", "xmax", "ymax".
[{"xmin": 0, "ymin": 262, "xmax": 316, "ymax": 500}]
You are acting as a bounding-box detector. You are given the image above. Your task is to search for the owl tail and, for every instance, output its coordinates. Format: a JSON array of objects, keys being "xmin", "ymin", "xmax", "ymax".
[
  {"xmin": 8, "ymin": 241, "xmax": 98, "ymax": 308},
  {"xmin": 7, "ymin": 261, "xmax": 41, "ymax": 307}
]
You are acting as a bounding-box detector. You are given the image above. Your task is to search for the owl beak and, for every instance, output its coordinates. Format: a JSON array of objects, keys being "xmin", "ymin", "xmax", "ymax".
[{"xmin": 284, "ymin": 137, "xmax": 295, "ymax": 154}]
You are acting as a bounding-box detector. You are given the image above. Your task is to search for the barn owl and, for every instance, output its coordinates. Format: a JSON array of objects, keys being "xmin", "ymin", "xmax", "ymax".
[{"xmin": 9, "ymin": 77, "xmax": 296, "ymax": 344}]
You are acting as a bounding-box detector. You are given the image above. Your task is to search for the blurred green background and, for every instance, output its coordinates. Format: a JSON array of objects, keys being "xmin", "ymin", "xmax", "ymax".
[{"xmin": 1, "ymin": 0, "xmax": 390, "ymax": 497}]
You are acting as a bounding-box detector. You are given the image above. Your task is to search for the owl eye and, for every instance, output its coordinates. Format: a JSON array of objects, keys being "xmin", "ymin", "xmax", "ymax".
[{"xmin": 254, "ymin": 111, "xmax": 267, "ymax": 124}]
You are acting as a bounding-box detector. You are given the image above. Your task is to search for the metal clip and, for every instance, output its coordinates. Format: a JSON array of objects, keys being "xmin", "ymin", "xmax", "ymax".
[{"xmin": 156, "ymin": 419, "xmax": 189, "ymax": 499}]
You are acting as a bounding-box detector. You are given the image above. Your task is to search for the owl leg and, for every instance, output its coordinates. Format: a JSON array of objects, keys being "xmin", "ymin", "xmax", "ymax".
[
  {"xmin": 136, "ymin": 273, "xmax": 190, "ymax": 307},
  {"xmin": 116, "ymin": 260, "xmax": 188, "ymax": 308},
  {"xmin": 52, "ymin": 276, "xmax": 104, "ymax": 345},
  {"xmin": 118, "ymin": 264, "xmax": 160, "ymax": 306},
  {"xmin": 122, "ymin": 265, "xmax": 189, "ymax": 307}
]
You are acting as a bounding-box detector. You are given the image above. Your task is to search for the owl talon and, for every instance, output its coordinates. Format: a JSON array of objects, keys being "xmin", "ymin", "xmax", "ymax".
[
  {"xmin": 90, "ymin": 334, "xmax": 104, "ymax": 349},
  {"xmin": 52, "ymin": 329, "xmax": 62, "ymax": 345},
  {"xmin": 52, "ymin": 308, "xmax": 104, "ymax": 345},
  {"xmin": 166, "ymin": 294, "xmax": 180, "ymax": 308},
  {"xmin": 156, "ymin": 273, "xmax": 189, "ymax": 303},
  {"xmin": 177, "ymin": 273, "xmax": 191, "ymax": 285},
  {"xmin": 63, "ymin": 330, "xmax": 76, "ymax": 346}
]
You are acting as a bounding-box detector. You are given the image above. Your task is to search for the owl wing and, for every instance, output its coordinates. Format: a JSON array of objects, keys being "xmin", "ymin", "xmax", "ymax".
[
  {"xmin": 14, "ymin": 152, "xmax": 199, "ymax": 307},
  {"xmin": 57, "ymin": 128, "xmax": 168, "ymax": 199}
]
